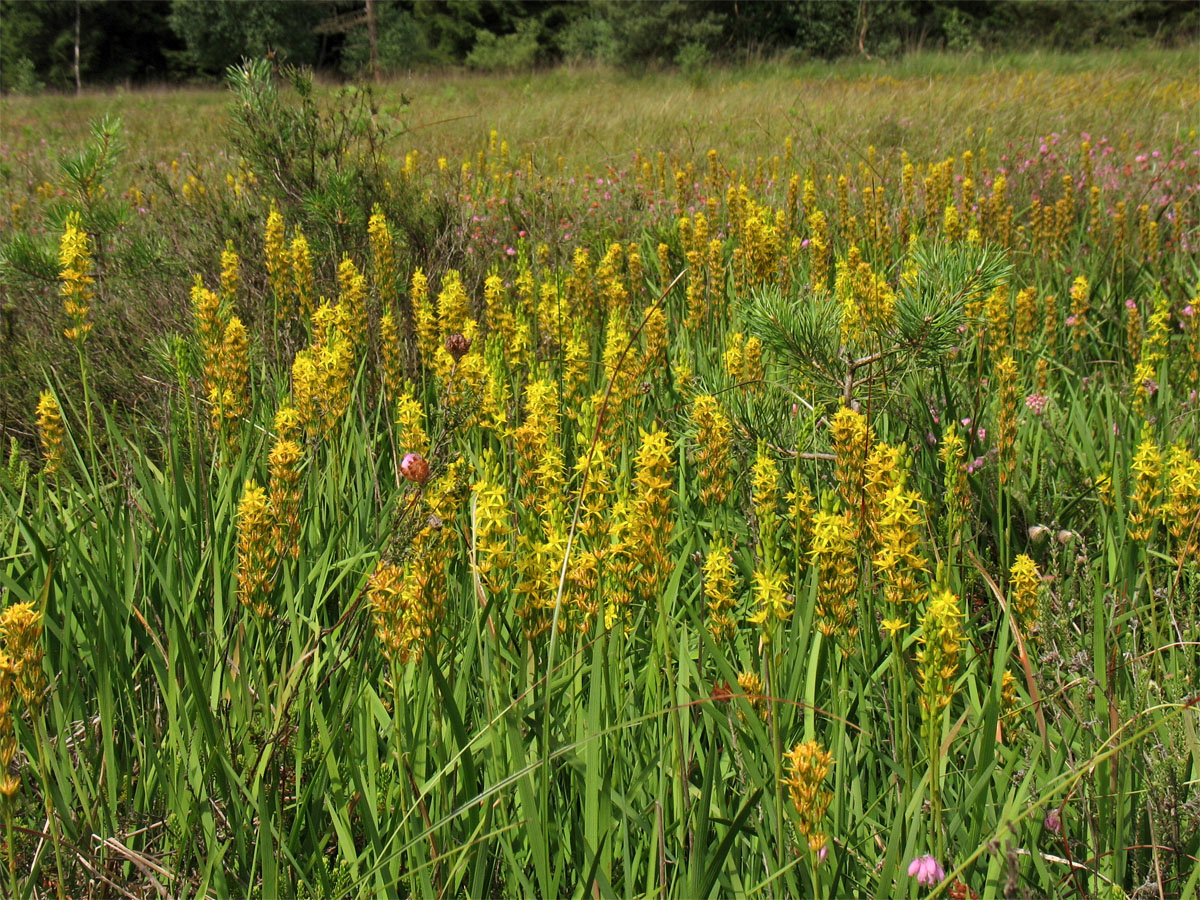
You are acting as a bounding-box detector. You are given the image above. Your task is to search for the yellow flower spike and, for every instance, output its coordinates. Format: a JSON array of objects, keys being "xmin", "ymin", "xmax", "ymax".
[
  {"xmin": 916, "ymin": 588, "xmax": 964, "ymax": 715},
  {"xmin": 752, "ymin": 442, "xmax": 785, "ymax": 563},
  {"xmin": 561, "ymin": 321, "xmax": 588, "ymax": 411},
  {"xmin": 1128, "ymin": 427, "xmax": 1162, "ymax": 542},
  {"xmin": 629, "ymin": 427, "xmax": 675, "ymax": 607},
  {"xmin": 264, "ymin": 206, "xmax": 290, "ymax": 320},
  {"xmin": 994, "ymin": 354, "xmax": 1019, "ymax": 485},
  {"xmin": 336, "ymin": 255, "xmax": 368, "ymax": 351},
  {"xmin": 410, "ymin": 268, "xmax": 437, "ymax": 369},
  {"xmin": 471, "ymin": 450, "xmax": 512, "ymax": 594},
  {"xmin": 1, "ymin": 602, "xmax": 45, "ymax": 707},
  {"xmin": 807, "ymin": 209, "xmax": 830, "ymax": 291},
  {"xmin": 1008, "ymin": 554, "xmax": 1041, "ymax": 640},
  {"xmin": 748, "ymin": 567, "xmax": 792, "ymax": 629},
  {"xmin": 369, "ymin": 206, "xmax": 398, "ymax": 312},
  {"xmin": 782, "ymin": 740, "xmax": 834, "ymax": 853},
  {"xmin": 394, "ymin": 387, "xmax": 429, "ymax": 456},
  {"xmin": 810, "ymin": 508, "xmax": 858, "ymax": 652},
  {"xmin": 235, "ymin": 480, "xmax": 276, "ymax": 617},
  {"xmin": 984, "ymin": 283, "xmax": 1010, "ymax": 357},
  {"xmin": 514, "ymin": 377, "xmax": 562, "ymax": 496},
  {"xmin": 1163, "ymin": 444, "xmax": 1200, "ymax": 560},
  {"xmin": 59, "ymin": 211, "xmax": 94, "ymax": 344},
  {"xmin": 212, "ymin": 316, "xmax": 251, "ymax": 455},
  {"xmin": 36, "ymin": 391, "xmax": 64, "ymax": 477},
  {"xmin": 436, "ymin": 270, "xmax": 470, "ymax": 341},
  {"xmin": 829, "ymin": 406, "xmax": 873, "ymax": 534},
  {"xmin": 290, "ymin": 230, "xmax": 315, "ymax": 321},
  {"xmin": 690, "ymin": 395, "xmax": 733, "ymax": 507},
  {"xmin": 0, "ymin": 650, "xmax": 20, "ymax": 799},
  {"xmin": 268, "ymin": 439, "xmax": 304, "ymax": 561},
  {"xmin": 1011, "ymin": 286, "xmax": 1038, "ymax": 351},
  {"xmin": 219, "ymin": 240, "xmax": 240, "ymax": 303},
  {"xmin": 191, "ymin": 274, "xmax": 224, "ymax": 397},
  {"xmin": 736, "ymin": 670, "xmax": 766, "ymax": 718},
  {"xmin": 1069, "ymin": 276, "xmax": 1089, "ymax": 353},
  {"xmin": 703, "ymin": 538, "xmax": 739, "ymax": 642},
  {"xmin": 379, "ymin": 310, "xmax": 405, "ymax": 404}
]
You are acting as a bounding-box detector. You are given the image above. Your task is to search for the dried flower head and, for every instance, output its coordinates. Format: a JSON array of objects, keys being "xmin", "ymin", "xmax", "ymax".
[{"xmin": 401, "ymin": 452, "xmax": 431, "ymax": 485}]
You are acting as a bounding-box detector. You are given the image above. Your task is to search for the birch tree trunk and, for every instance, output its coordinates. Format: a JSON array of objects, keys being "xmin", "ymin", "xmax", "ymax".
[
  {"xmin": 366, "ymin": 0, "xmax": 381, "ymax": 84},
  {"xmin": 74, "ymin": 0, "xmax": 82, "ymax": 95}
]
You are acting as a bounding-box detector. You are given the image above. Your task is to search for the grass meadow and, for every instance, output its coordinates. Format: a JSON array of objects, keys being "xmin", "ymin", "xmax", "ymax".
[{"xmin": 0, "ymin": 49, "xmax": 1198, "ymax": 898}]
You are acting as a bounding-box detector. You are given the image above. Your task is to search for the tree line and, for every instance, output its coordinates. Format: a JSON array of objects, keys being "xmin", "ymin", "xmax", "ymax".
[{"xmin": 2, "ymin": 0, "xmax": 1197, "ymax": 92}]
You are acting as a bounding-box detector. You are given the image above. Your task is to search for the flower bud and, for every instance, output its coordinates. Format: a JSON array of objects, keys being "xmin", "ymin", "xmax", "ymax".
[
  {"xmin": 1044, "ymin": 807, "xmax": 1062, "ymax": 834},
  {"xmin": 1028, "ymin": 525, "xmax": 1051, "ymax": 543}
]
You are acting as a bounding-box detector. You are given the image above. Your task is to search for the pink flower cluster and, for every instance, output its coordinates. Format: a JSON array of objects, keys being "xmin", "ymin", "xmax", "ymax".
[{"xmin": 908, "ymin": 854, "xmax": 945, "ymax": 887}]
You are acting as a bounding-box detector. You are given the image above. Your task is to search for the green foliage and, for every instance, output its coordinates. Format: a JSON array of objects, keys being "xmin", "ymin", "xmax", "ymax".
[
  {"xmin": 554, "ymin": 6, "xmax": 614, "ymax": 62},
  {"xmin": 0, "ymin": 0, "xmax": 181, "ymax": 91},
  {"xmin": 675, "ymin": 41, "xmax": 713, "ymax": 87},
  {"xmin": 169, "ymin": 0, "xmax": 326, "ymax": 75},
  {"xmin": 224, "ymin": 59, "xmax": 392, "ymax": 258},
  {"xmin": 748, "ymin": 242, "xmax": 1013, "ymax": 410},
  {"xmin": 466, "ymin": 20, "xmax": 544, "ymax": 72},
  {"xmin": 3, "ymin": 57, "xmax": 44, "ymax": 96},
  {"xmin": 0, "ymin": 114, "xmax": 170, "ymax": 457},
  {"xmin": 340, "ymin": 4, "xmax": 443, "ymax": 74},
  {"xmin": 599, "ymin": 0, "xmax": 727, "ymax": 69}
]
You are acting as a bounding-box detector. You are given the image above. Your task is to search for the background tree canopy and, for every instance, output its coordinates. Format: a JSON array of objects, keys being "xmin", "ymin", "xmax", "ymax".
[{"xmin": 1, "ymin": 0, "xmax": 1197, "ymax": 91}]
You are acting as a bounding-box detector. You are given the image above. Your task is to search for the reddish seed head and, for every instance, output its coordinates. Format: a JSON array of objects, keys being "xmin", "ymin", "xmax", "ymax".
[
  {"xmin": 444, "ymin": 332, "xmax": 471, "ymax": 361},
  {"xmin": 401, "ymin": 452, "xmax": 430, "ymax": 485}
]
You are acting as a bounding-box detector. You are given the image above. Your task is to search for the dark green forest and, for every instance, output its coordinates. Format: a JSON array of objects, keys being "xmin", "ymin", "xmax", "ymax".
[{"xmin": 2, "ymin": 0, "xmax": 1196, "ymax": 92}]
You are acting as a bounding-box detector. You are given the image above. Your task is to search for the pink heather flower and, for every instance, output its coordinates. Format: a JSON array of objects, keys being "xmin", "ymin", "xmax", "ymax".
[
  {"xmin": 1182, "ymin": 305, "xmax": 1195, "ymax": 318},
  {"xmin": 1044, "ymin": 808, "xmax": 1062, "ymax": 834},
  {"xmin": 976, "ymin": 427, "xmax": 986, "ymax": 442},
  {"xmin": 1025, "ymin": 393, "xmax": 1049, "ymax": 416},
  {"xmin": 817, "ymin": 844, "xmax": 828, "ymax": 863},
  {"xmin": 960, "ymin": 418, "xmax": 972, "ymax": 428},
  {"xmin": 1065, "ymin": 315, "xmax": 1078, "ymax": 327},
  {"xmin": 908, "ymin": 855, "xmax": 945, "ymax": 887},
  {"xmin": 800, "ymin": 238, "xmax": 811, "ymax": 249},
  {"xmin": 1125, "ymin": 298, "xmax": 1138, "ymax": 311},
  {"xmin": 505, "ymin": 247, "xmax": 516, "ymax": 256}
]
